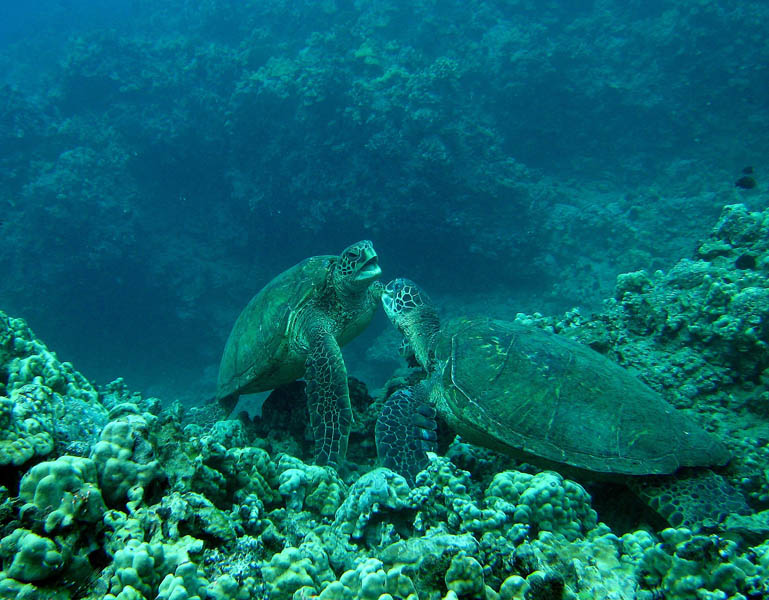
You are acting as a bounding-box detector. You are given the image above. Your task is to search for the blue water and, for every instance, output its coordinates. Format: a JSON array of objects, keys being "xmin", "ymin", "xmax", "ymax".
[{"xmin": 0, "ymin": 0, "xmax": 766, "ymax": 401}]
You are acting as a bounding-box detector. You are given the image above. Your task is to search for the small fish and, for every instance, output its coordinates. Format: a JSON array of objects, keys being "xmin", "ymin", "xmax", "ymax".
[
  {"xmin": 742, "ymin": 166, "xmax": 754, "ymax": 174},
  {"xmin": 735, "ymin": 175, "xmax": 757, "ymax": 189}
]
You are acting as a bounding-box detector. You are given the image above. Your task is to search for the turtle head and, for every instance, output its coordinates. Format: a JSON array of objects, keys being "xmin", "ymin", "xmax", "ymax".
[
  {"xmin": 334, "ymin": 240, "xmax": 382, "ymax": 292},
  {"xmin": 382, "ymin": 278, "xmax": 440, "ymax": 370}
]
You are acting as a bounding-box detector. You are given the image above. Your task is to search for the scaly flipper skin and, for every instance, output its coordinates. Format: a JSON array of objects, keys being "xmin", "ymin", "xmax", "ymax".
[
  {"xmin": 305, "ymin": 323, "xmax": 353, "ymax": 467},
  {"xmin": 375, "ymin": 384, "xmax": 438, "ymax": 484},
  {"xmin": 629, "ymin": 468, "xmax": 751, "ymax": 527}
]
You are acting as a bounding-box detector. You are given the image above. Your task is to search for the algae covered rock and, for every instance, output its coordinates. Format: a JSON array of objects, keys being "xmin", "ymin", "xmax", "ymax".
[
  {"xmin": 514, "ymin": 525, "xmax": 640, "ymax": 599},
  {"xmin": 317, "ymin": 557, "xmax": 419, "ymax": 600},
  {"xmin": 444, "ymin": 551, "xmax": 486, "ymax": 598},
  {"xmin": 410, "ymin": 456, "xmax": 479, "ymax": 535},
  {"xmin": 205, "ymin": 573, "xmax": 259, "ymax": 600},
  {"xmin": 90, "ymin": 408, "xmax": 165, "ymax": 506},
  {"xmin": 0, "ymin": 311, "xmax": 107, "ymax": 466},
  {"xmin": 278, "ymin": 454, "xmax": 346, "ymax": 518},
  {"xmin": 0, "ymin": 456, "xmax": 110, "ymax": 592},
  {"xmin": 635, "ymin": 527, "xmax": 769, "ymax": 599},
  {"xmin": 19, "ymin": 454, "xmax": 106, "ymax": 533},
  {"xmin": 0, "ymin": 528, "xmax": 64, "ymax": 582},
  {"xmin": 156, "ymin": 561, "xmax": 208, "ymax": 600},
  {"xmin": 485, "ymin": 471, "xmax": 598, "ymax": 541},
  {"xmin": 0, "ymin": 383, "xmax": 55, "ymax": 466},
  {"xmin": 618, "ymin": 203, "xmax": 769, "ymax": 390},
  {"xmin": 156, "ymin": 491, "xmax": 241, "ymax": 546},
  {"xmin": 1, "ymin": 313, "xmax": 97, "ymax": 405},
  {"xmin": 379, "ymin": 529, "xmax": 479, "ymax": 572},
  {"xmin": 102, "ymin": 536, "xmax": 208, "ymax": 600},
  {"xmin": 161, "ymin": 416, "xmax": 281, "ymax": 510},
  {"xmin": 262, "ymin": 542, "xmax": 335, "ymax": 600},
  {"xmin": 334, "ymin": 467, "xmax": 413, "ymax": 544}
]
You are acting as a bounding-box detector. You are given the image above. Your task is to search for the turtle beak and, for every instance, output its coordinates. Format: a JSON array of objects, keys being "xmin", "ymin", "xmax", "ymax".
[{"xmin": 354, "ymin": 245, "xmax": 382, "ymax": 283}]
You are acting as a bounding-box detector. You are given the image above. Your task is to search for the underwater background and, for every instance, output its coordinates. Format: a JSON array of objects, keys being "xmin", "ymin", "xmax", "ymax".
[
  {"xmin": 1, "ymin": 1, "xmax": 769, "ymax": 599},
  {"xmin": 1, "ymin": 0, "xmax": 767, "ymax": 402}
]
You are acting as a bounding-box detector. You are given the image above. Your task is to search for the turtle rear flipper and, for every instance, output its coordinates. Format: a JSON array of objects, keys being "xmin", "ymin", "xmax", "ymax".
[
  {"xmin": 305, "ymin": 324, "xmax": 352, "ymax": 467},
  {"xmin": 375, "ymin": 385, "xmax": 438, "ymax": 485},
  {"xmin": 629, "ymin": 468, "xmax": 751, "ymax": 528}
]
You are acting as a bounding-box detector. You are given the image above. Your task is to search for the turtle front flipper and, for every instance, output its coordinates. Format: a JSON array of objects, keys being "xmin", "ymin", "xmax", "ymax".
[
  {"xmin": 629, "ymin": 468, "xmax": 751, "ymax": 528},
  {"xmin": 375, "ymin": 385, "xmax": 438, "ymax": 485},
  {"xmin": 305, "ymin": 325, "xmax": 352, "ymax": 468}
]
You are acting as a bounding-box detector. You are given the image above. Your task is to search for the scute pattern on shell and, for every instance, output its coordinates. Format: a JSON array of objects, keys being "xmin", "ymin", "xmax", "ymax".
[{"xmin": 433, "ymin": 317, "xmax": 729, "ymax": 475}]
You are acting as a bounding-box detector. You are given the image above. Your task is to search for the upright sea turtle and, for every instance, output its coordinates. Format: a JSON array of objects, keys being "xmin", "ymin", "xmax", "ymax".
[
  {"xmin": 216, "ymin": 240, "xmax": 382, "ymax": 467},
  {"xmin": 375, "ymin": 278, "xmax": 749, "ymax": 526}
]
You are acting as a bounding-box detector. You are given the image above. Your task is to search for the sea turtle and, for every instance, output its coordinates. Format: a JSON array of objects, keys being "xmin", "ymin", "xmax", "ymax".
[
  {"xmin": 375, "ymin": 278, "xmax": 749, "ymax": 526},
  {"xmin": 216, "ymin": 240, "xmax": 383, "ymax": 467}
]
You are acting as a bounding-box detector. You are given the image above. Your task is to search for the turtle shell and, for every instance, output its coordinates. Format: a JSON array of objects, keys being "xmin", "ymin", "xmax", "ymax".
[
  {"xmin": 216, "ymin": 255, "xmax": 334, "ymax": 401},
  {"xmin": 433, "ymin": 317, "xmax": 729, "ymax": 476}
]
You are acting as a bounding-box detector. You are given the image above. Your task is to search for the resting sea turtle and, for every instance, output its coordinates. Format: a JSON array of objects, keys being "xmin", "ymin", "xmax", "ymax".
[
  {"xmin": 216, "ymin": 240, "xmax": 382, "ymax": 467},
  {"xmin": 375, "ymin": 278, "xmax": 748, "ymax": 526}
]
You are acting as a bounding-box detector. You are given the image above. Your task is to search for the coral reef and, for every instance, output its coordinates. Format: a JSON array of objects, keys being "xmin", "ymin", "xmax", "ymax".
[{"xmin": 0, "ymin": 204, "xmax": 768, "ymax": 598}]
